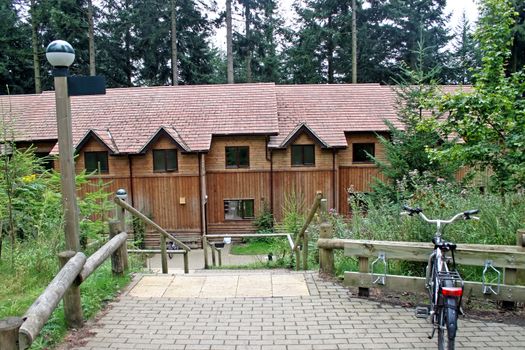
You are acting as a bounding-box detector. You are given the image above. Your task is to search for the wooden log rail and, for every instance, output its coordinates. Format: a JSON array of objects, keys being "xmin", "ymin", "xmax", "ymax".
[
  {"xmin": 317, "ymin": 234, "xmax": 525, "ymax": 302},
  {"xmin": 0, "ymin": 225, "xmax": 130, "ymax": 349},
  {"xmin": 114, "ymin": 197, "xmax": 190, "ymax": 274}
]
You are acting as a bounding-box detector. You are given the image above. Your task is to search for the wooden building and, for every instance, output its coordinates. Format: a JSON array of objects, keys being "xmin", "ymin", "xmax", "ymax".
[{"xmin": 1, "ymin": 83, "xmax": 412, "ymax": 246}]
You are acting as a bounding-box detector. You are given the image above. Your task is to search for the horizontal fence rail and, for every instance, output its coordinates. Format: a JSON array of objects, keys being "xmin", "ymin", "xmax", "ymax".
[
  {"xmin": 19, "ymin": 252, "xmax": 87, "ymax": 349},
  {"xmin": 317, "ymin": 234, "xmax": 525, "ymax": 303},
  {"xmin": 0, "ymin": 220, "xmax": 130, "ymax": 349}
]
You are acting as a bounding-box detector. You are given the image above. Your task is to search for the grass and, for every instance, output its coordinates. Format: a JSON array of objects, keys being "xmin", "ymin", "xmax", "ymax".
[
  {"xmin": 230, "ymin": 240, "xmax": 275, "ymax": 255},
  {"xmin": 0, "ymin": 244, "xmax": 141, "ymax": 350}
]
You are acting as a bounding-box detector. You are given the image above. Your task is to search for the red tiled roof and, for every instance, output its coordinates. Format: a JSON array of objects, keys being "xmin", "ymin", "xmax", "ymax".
[
  {"xmin": 1, "ymin": 83, "xmax": 279, "ymax": 153},
  {"xmin": 271, "ymin": 84, "xmax": 401, "ymax": 148},
  {"xmin": 0, "ymin": 83, "xmax": 471, "ymax": 153}
]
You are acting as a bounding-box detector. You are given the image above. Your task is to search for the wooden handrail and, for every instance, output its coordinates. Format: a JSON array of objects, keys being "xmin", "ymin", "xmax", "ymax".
[
  {"xmin": 19, "ymin": 252, "xmax": 87, "ymax": 349},
  {"xmin": 114, "ymin": 197, "xmax": 191, "ymax": 252},
  {"xmin": 79, "ymin": 232, "xmax": 128, "ymax": 283},
  {"xmin": 293, "ymin": 191, "xmax": 323, "ymax": 252}
]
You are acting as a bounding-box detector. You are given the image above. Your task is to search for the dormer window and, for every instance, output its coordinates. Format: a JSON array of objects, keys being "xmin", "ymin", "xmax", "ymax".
[
  {"xmin": 153, "ymin": 149, "xmax": 178, "ymax": 172},
  {"xmin": 85, "ymin": 151, "xmax": 109, "ymax": 173},
  {"xmin": 291, "ymin": 144, "xmax": 315, "ymax": 166}
]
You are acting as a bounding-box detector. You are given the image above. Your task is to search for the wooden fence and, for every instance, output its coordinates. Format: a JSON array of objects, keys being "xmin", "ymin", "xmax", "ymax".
[
  {"xmin": 318, "ymin": 229, "xmax": 525, "ymax": 303},
  {"xmin": 0, "ymin": 221, "xmax": 129, "ymax": 350}
]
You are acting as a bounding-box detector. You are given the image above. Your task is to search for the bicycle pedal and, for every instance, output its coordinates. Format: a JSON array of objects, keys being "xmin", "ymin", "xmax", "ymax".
[{"xmin": 415, "ymin": 306, "xmax": 430, "ymax": 318}]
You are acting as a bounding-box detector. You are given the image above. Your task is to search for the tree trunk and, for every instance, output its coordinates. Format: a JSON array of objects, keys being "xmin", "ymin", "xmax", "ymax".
[
  {"xmin": 327, "ymin": 14, "xmax": 334, "ymax": 83},
  {"xmin": 30, "ymin": 0, "xmax": 41, "ymax": 94},
  {"xmin": 171, "ymin": 0, "xmax": 178, "ymax": 85},
  {"xmin": 125, "ymin": 0, "xmax": 132, "ymax": 86},
  {"xmin": 352, "ymin": 0, "xmax": 357, "ymax": 83},
  {"xmin": 87, "ymin": 0, "xmax": 96, "ymax": 76},
  {"xmin": 226, "ymin": 0, "xmax": 234, "ymax": 83},
  {"xmin": 245, "ymin": 2, "xmax": 252, "ymax": 83}
]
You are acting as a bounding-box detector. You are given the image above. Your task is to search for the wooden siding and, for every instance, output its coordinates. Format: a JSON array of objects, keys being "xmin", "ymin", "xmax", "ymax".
[
  {"xmin": 206, "ymin": 135, "xmax": 270, "ymax": 172},
  {"xmin": 272, "ymin": 133, "xmax": 334, "ymax": 170},
  {"xmin": 339, "ymin": 166, "xmax": 385, "ymax": 216},
  {"xmin": 338, "ymin": 132, "xmax": 386, "ymax": 167},
  {"xmin": 272, "ymin": 170, "xmax": 333, "ymax": 221},
  {"xmin": 206, "ymin": 171, "xmax": 270, "ymax": 226},
  {"xmin": 132, "ymin": 135, "xmax": 199, "ymax": 177},
  {"xmin": 131, "ymin": 176, "xmax": 201, "ymax": 231}
]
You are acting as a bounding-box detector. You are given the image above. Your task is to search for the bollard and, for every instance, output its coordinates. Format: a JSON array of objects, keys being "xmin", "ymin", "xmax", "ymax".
[{"xmin": 0, "ymin": 317, "xmax": 24, "ymax": 350}]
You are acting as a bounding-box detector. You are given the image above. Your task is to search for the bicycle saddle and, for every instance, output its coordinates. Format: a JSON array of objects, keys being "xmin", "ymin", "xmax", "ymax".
[{"xmin": 432, "ymin": 237, "xmax": 457, "ymax": 251}]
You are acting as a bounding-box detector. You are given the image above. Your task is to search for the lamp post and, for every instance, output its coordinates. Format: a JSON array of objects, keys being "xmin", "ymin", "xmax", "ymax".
[{"xmin": 46, "ymin": 40, "xmax": 81, "ymax": 252}]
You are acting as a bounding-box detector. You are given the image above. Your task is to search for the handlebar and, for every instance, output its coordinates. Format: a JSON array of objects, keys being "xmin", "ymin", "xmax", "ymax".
[{"xmin": 402, "ymin": 205, "xmax": 480, "ymax": 225}]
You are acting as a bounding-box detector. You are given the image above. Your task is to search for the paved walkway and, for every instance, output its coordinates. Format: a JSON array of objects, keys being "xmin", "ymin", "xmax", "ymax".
[{"xmin": 70, "ymin": 270, "xmax": 523, "ymax": 350}]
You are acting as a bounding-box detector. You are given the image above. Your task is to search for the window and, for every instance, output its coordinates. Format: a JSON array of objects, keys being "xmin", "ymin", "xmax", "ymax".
[
  {"xmin": 153, "ymin": 149, "xmax": 178, "ymax": 172},
  {"xmin": 352, "ymin": 143, "xmax": 375, "ymax": 163},
  {"xmin": 224, "ymin": 199, "xmax": 254, "ymax": 220},
  {"xmin": 291, "ymin": 144, "xmax": 315, "ymax": 166},
  {"xmin": 85, "ymin": 151, "xmax": 109, "ymax": 173},
  {"xmin": 225, "ymin": 146, "xmax": 249, "ymax": 168}
]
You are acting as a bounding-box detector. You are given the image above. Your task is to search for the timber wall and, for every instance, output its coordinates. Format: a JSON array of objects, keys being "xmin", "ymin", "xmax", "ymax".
[{"xmin": 35, "ymin": 131, "xmax": 389, "ymax": 246}]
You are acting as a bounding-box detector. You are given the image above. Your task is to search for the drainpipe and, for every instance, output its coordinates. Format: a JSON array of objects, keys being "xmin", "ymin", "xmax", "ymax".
[
  {"xmin": 332, "ymin": 149, "xmax": 336, "ymax": 210},
  {"xmin": 127, "ymin": 155, "xmax": 135, "ymax": 207},
  {"xmin": 270, "ymin": 149, "xmax": 274, "ymax": 216},
  {"xmin": 198, "ymin": 153, "xmax": 203, "ymax": 235}
]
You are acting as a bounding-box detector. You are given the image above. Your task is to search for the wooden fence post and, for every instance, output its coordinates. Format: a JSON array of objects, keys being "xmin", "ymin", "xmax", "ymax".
[
  {"xmin": 160, "ymin": 233, "xmax": 168, "ymax": 274},
  {"xmin": 109, "ymin": 221, "xmax": 124, "ymax": 276},
  {"xmin": 517, "ymin": 229, "xmax": 525, "ymax": 284},
  {"xmin": 203, "ymin": 236, "xmax": 209, "ymax": 269},
  {"xmin": 501, "ymin": 229, "xmax": 525, "ymax": 309},
  {"xmin": 302, "ymin": 230, "xmax": 309, "ymax": 271},
  {"xmin": 358, "ymin": 256, "xmax": 369, "ymax": 297},
  {"xmin": 58, "ymin": 251, "xmax": 84, "ymax": 329},
  {"xmin": 183, "ymin": 252, "xmax": 189, "ymax": 274},
  {"xmin": 211, "ymin": 243, "xmax": 217, "ymax": 267},
  {"xmin": 295, "ymin": 246, "xmax": 301, "ymax": 271},
  {"xmin": 0, "ymin": 317, "xmax": 24, "ymax": 350},
  {"xmin": 319, "ymin": 222, "xmax": 334, "ymax": 275},
  {"xmin": 117, "ymin": 206, "xmax": 129, "ymax": 271}
]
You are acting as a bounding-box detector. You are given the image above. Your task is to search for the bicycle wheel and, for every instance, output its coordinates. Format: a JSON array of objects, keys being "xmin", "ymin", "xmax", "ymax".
[{"xmin": 437, "ymin": 280, "xmax": 457, "ymax": 350}]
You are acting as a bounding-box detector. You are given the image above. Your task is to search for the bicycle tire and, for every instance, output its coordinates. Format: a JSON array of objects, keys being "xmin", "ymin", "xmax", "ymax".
[{"xmin": 440, "ymin": 279, "xmax": 457, "ymax": 350}]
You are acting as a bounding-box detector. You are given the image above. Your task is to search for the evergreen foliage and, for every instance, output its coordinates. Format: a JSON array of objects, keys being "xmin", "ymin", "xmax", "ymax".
[
  {"xmin": 0, "ymin": 0, "xmax": 33, "ymax": 94},
  {"xmin": 438, "ymin": 0, "xmax": 525, "ymax": 191},
  {"xmin": 372, "ymin": 45, "xmax": 459, "ymax": 201}
]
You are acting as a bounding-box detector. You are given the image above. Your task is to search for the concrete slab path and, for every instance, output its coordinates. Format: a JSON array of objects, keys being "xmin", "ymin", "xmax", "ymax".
[{"xmin": 70, "ymin": 270, "xmax": 524, "ymax": 350}]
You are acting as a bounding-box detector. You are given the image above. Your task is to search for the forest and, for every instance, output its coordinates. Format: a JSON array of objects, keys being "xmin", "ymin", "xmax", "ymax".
[{"xmin": 1, "ymin": 0, "xmax": 524, "ymax": 95}]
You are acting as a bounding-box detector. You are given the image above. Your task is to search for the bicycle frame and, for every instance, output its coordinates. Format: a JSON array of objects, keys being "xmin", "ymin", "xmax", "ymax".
[{"xmin": 405, "ymin": 206, "xmax": 478, "ymax": 350}]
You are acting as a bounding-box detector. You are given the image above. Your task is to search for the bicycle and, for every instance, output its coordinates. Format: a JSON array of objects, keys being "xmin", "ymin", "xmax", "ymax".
[{"xmin": 402, "ymin": 205, "xmax": 479, "ymax": 350}]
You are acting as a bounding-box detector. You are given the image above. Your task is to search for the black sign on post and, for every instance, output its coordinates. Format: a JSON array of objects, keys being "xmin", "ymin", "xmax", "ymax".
[{"xmin": 67, "ymin": 76, "xmax": 106, "ymax": 96}]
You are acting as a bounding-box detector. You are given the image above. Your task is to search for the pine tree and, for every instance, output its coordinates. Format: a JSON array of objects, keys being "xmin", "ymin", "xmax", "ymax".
[
  {"xmin": 449, "ymin": 12, "xmax": 479, "ymax": 84},
  {"xmin": 372, "ymin": 45, "xmax": 459, "ymax": 200},
  {"xmin": 0, "ymin": 0, "xmax": 33, "ymax": 94},
  {"xmin": 233, "ymin": 0, "xmax": 282, "ymax": 83}
]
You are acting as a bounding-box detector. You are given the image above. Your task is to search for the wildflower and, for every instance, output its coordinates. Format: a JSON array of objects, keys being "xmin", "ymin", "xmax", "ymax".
[{"xmin": 22, "ymin": 174, "xmax": 37, "ymax": 183}]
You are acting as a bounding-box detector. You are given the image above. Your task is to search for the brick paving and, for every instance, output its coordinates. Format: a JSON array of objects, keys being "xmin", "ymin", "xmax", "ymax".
[{"xmin": 71, "ymin": 271, "xmax": 524, "ymax": 350}]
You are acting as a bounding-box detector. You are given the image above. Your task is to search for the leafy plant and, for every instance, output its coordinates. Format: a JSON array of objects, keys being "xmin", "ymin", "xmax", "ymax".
[
  {"xmin": 253, "ymin": 199, "xmax": 274, "ymax": 233},
  {"xmin": 437, "ymin": 0, "xmax": 525, "ymax": 192}
]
